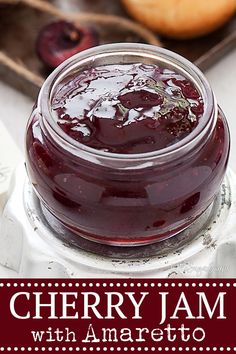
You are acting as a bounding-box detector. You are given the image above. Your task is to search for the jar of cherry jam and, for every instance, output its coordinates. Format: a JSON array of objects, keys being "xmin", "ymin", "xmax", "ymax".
[{"xmin": 25, "ymin": 44, "xmax": 230, "ymax": 246}]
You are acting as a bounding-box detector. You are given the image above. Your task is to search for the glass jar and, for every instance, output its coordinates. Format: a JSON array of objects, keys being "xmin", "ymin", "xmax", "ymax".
[{"xmin": 25, "ymin": 43, "xmax": 230, "ymax": 246}]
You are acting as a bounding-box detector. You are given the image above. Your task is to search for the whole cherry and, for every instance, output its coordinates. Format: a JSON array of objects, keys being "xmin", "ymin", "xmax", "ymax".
[{"xmin": 36, "ymin": 20, "xmax": 99, "ymax": 69}]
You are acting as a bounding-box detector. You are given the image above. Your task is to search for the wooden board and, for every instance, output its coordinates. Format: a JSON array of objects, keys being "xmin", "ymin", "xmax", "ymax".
[
  {"xmin": 0, "ymin": 0, "xmax": 159, "ymax": 98},
  {"xmin": 0, "ymin": 0, "xmax": 235, "ymax": 99},
  {"xmin": 53, "ymin": 0, "xmax": 236, "ymax": 71}
]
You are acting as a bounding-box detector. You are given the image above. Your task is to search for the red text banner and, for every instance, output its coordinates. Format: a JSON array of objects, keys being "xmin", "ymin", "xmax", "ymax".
[{"xmin": 0, "ymin": 280, "xmax": 234, "ymax": 352}]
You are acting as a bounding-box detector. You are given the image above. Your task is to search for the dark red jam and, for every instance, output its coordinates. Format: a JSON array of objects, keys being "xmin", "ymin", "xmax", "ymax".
[
  {"xmin": 52, "ymin": 63, "xmax": 204, "ymax": 154},
  {"xmin": 25, "ymin": 53, "xmax": 230, "ymax": 246}
]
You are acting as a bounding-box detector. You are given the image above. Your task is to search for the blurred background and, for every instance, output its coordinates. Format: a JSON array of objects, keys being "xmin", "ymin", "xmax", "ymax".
[{"xmin": 0, "ymin": 0, "xmax": 236, "ymax": 166}]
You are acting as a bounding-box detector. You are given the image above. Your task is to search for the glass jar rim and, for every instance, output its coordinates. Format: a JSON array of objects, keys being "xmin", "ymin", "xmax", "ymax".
[{"xmin": 38, "ymin": 43, "xmax": 217, "ymax": 168}]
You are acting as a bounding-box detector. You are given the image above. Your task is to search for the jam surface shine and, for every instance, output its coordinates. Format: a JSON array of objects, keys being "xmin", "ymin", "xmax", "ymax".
[
  {"xmin": 52, "ymin": 63, "xmax": 204, "ymax": 154},
  {"xmin": 26, "ymin": 61, "xmax": 230, "ymax": 245}
]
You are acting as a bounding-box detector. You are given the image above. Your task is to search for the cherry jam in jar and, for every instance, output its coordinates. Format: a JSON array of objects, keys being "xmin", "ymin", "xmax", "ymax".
[{"xmin": 25, "ymin": 44, "xmax": 230, "ymax": 246}]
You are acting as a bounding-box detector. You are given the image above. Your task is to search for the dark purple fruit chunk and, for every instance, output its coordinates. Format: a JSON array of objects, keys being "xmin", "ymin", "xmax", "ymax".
[
  {"xmin": 191, "ymin": 102, "xmax": 204, "ymax": 116},
  {"xmin": 172, "ymin": 78, "xmax": 199, "ymax": 99},
  {"xmin": 181, "ymin": 192, "xmax": 200, "ymax": 214},
  {"xmin": 163, "ymin": 107, "xmax": 188, "ymax": 123},
  {"xmin": 119, "ymin": 90, "xmax": 163, "ymax": 109},
  {"xmin": 36, "ymin": 20, "xmax": 99, "ymax": 69}
]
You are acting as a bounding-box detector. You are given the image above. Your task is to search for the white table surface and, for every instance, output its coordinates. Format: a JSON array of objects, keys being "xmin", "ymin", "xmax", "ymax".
[{"xmin": 0, "ymin": 49, "xmax": 236, "ymax": 169}]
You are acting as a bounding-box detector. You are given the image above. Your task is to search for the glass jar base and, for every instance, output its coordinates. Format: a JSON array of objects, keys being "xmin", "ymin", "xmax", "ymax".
[
  {"xmin": 38, "ymin": 193, "xmax": 217, "ymax": 257},
  {"xmin": 41, "ymin": 202, "xmax": 208, "ymax": 247}
]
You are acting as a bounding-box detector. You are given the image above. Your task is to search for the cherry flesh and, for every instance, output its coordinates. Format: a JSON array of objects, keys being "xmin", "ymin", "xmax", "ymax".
[{"xmin": 36, "ymin": 20, "xmax": 99, "ymax": 69}]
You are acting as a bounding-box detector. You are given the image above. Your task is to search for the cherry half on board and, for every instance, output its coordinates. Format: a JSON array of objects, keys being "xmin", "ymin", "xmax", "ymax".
[{"xmin": 36, "ymin": 20, "xmax": 99, "ymax": 69}]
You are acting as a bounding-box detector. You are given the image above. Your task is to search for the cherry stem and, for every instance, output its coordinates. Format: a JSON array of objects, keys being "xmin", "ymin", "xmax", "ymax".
[{"xmin": 64, "ymin": 28, "xmax": 80, "ymax": 43}]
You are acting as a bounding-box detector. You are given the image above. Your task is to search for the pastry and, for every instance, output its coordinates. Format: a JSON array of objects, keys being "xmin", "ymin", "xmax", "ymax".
[{"xmin": 122, "ymin": 0, "xmax": 236, "ymax": 39}]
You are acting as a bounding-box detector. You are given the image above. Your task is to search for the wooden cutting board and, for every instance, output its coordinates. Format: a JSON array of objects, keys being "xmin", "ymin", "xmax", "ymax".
[
  {"xmin": 0, "ymin": 0, "xmax": 159, "ymax": 98},
  {"xmin": 53, "ymin": 0, "xmax": 236, "ymax": 70},
  {"xmin": 0, "ymin": 0, "xmax": 235, "ymax": 99}
]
